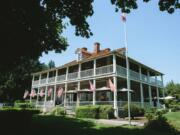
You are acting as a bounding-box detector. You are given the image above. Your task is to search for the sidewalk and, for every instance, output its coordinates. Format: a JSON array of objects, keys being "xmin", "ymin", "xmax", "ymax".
[{"xmin": 94, "ymin": 119, "xmax": 146, "ymax": 126}]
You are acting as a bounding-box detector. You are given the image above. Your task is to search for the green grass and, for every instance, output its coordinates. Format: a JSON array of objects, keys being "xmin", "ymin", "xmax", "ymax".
[
  {"xmin": 164, "ymin": 111, "xmax": 180, "ymax": 131},
  {"xmin": 1, "ymin": 114, "xmax": 179, "ymax": 135}
]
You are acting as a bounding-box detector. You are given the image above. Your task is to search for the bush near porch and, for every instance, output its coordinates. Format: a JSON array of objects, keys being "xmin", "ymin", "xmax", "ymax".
[
  {"xmin": 75, "ymin": 105, "xmax": 114, "ymax": 119},
  {"xmin": 123, "ymin": 104, "xmax": 145, "ymax": 119}
]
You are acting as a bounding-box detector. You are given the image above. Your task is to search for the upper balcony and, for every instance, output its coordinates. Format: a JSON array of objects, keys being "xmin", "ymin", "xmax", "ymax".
[{"xmin": 32, "ymin": 55, "xmax": 163, "ymax": 87}]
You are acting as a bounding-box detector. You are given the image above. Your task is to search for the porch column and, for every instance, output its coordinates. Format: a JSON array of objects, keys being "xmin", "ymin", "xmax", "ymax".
[
  {"xmin": 39, "ymin": 74, "xmax": 42, "ymax": 85},
  {"xmin": 32, "ymin": 75, "xmax": 35, "ymax": 87},
  {"xmin": 66, "ymin": 67, "xmax": 69, "ymax": 81},
  {"xmin": 93, "ymin": 59, "xmax": 96, "ymax": 105},
  {"xmin": 147, "ymin": 71, "xmax": 152, "ymax": 106},
  {"xmin": 78, "ymin": 63, "xmax": 81, "ymax": 79},
  {"xmin": 35, "ymin": 87, "xmax": 40, "ymax": 108},
  {"xmin": 46, "ymin": 72, "xmax": 49, "ymax": 84},
  {"xmin": 113, "ymin": 76, "xmax": 118, "ymax": 118},
  {"xmin": 77, "ymin": 81, "xmax": 80, "ymax": 106},
  {"xmin": 155, "ymin": 75, "xmax": 160, "ymax": 107},
  {"xmin": 53, "ymin": 70, "xmax": 58, "ymax": 106},
  {"xmin": 53, "ymin": 85, "xmax": 57, "ymax": 106},
  {"xmin": 161, "ymin": 75, "xmax": 165, "ymax": 98},
  {"xmin": 139, "ymin": 66, "xmax": 144, "ymax": 107},
  {"xmin": 113, "ymin": 54, "xmax": 117, "ymax": 74},
  {"xmin": 93, "ymin": 79, "xmax": 96, "ymax": 105},
  {"xmin": 64, "ymin": 83, "xmax": 67, "ymax": 107},
  {"xmin": 43, "ymin": 85, "xmax": 48, "ymax": 110}
]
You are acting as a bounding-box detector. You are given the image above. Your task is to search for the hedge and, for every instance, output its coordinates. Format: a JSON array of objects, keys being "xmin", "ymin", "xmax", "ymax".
[
  {"xmin": 75, "ymin": 105, "xmax": 114, "ymax": 119},
  {"xmin": 123, "ymin": 104, "xmax": 145, "ymax": 119},
  {"xmin": 50, "ymin": 107, "xmax": 66, "ymax": 116}
]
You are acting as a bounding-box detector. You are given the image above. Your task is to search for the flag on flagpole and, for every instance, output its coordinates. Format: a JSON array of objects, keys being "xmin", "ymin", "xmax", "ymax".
[
  {"xmin": 89, "ymin": 80, "xmax": 95, "ymax": 91},
  {"xmin": 23, "ymin": 90, "xmax": 29, "ymax": 99},
  {"xmin": 57, "ymin": 87, "xmax": 63, "ymax": 97},
  {"xmin": 121, "ymin": 12, "xmax": 126, "ymax": 22},
  {"xmin": 108, "ymin": 79, "xmax": 115, "ymax": 92},
  {"xmin": 30, "ymin": 89, "xmax": 36, "ymax": 97},
  {"xmin": 39, "ymin": 89, "xmax": 45, "ymax": 97},
  {"xmin": 48, "ymin": 88, "xmax": 53, "ymax": 97}
]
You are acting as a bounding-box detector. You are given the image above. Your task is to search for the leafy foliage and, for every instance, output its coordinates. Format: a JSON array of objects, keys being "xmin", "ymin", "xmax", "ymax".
[{"xmin": 123, "ymin": 104, "xmax": 145, "ymax": 119}]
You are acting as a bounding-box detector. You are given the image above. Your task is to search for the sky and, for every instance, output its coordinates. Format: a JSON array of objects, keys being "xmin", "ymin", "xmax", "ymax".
[{"xmin": 39, "ymin": 0, "xmax": 180, "ymax": 85}]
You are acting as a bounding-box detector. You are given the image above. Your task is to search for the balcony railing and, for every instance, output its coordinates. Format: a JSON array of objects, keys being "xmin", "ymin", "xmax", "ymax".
[
  {"xmin": 32, "ymin": 64, "xmax": 163, "ymax": 87},
  {"xmin": 40, "ymin": 78, "xmax": 47, "ymax": 84},
  {"xmin": 56, "ymin": 75, "xmax": 66, "ymax": 82},
  {"xmin": 48, "ymin": 77, "xmax": 55, "ymax": 83},
  {"xmin": 32, "ymin": 80, "xmax": 39, "ymax": 85},
  {"xmin": 68, "ymin": 72, "xmax": 78, "ymax": 80},
  {"xmin": 80, "ymin": 69, "xmax": 94, "ymax": 78},
  {"xmin": 130, "ymin": 70, "xmax": 140, "ymax": 81},
  {"xmin": 96, "ymin": 64, "xmax": 113, "ymax": 75}
]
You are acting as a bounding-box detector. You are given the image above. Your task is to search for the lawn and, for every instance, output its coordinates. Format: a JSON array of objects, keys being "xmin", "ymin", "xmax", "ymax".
[
  {"xmin": 1, "ymin": 113, "xmax": 179, "ymax": 135},
  {"xmin": 164, "ymin": 111, "xmax": 180, "ymax": 131}
]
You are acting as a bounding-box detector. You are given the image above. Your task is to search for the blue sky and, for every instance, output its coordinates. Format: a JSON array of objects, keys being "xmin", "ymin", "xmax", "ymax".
[{"xmin": 40, "ymin": 0, "xmax": 180, "ymax": 85}]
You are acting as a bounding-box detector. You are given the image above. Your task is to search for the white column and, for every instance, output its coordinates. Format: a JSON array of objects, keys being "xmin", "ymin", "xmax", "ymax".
[
  {"xmin": 32, "ymin": 75, "xmax": 35, "ymax": 86},
  {"xmin": 155, "ymin": 75, "xmax": 160, "ymax": 107},
  {"xmin": 148, "ymin": 71, "xmax": 152, "ymax": 106},
  {"xmin": 93, "ymin": 59, "xmax": 96, "ymax": 76},
  {"xmin": 43, "ymin": 86, "xmax": 48, "ymax": 111},
  {"xmin": 93, "ymin": 59, "xmax": 96, "ymax": 105},
  {"xmin": 64, "ymin": 83, "xmax": 67, "ymax": 107},
  {"xmin": 39, "ymin": 74, "xmax": 42, "ymax": 85},
  {"xmin": 66, "ymin": 67, "xmax": 69, "ymax": 81},
  {"xmin": 113, "ymin": 54, "xmax": 117, "ymax": 74},
  {"xmin": 93, "ymin": 79, "xmax": 96, "ymax": 105},
  {"xmin": 46, "ymin": 72, "xmax": 49, "ymax": 84},
  {"xmin": 161, "ymin": 75, "xmax": 165, "ymax": 98},
  {"xmin": 53, "ymin": 85, "xmax": 57, "ymax": 106},
  {"xmin": 113, "ymin": 76, "xmax": 118, "ymax": 118},
  {"xmin": 139, "ymin": 66, "xmax": 144, "ymax": 107},
  {"xmin": 35, "ymin": 87, "xmax": 40, "ymax": 108},
  {"xmin": 77, "ymin": 81, "xmax": 80, "ymax": 106},
  {"xmin": 78, "ymin": 63, "xmax": 81, "ymax": 79}
]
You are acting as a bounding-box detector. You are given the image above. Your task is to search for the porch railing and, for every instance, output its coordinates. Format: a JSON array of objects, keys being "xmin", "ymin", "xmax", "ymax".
[
  {"xmin": 96, "ymin": 64, "xmax": 113, "ymax": 75},
  {"xmin": 48, "ymin": 77, "xmax": 55, "ymax": 83},
  {"xmin": 56, "ymin": 74, "xmax": 66, "ymax": 82},
  {"xmin": 68, "ymin": 72, "xmax": 78, "ymax": 80},
  {"xmin": 80, "ymin": 69, "xmax": 94, "ymax": 78},
  {"xmin": 40, "ymin": 78, "xmax": 47, "ymax": 84},
  {"xmin": 32, "ymin": 80, "xmax": 39, "ymax": 86}
]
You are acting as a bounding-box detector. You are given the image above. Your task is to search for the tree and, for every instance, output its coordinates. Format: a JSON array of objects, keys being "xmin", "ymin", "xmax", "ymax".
[
  {"xmin": 48, "ymin": 60, "xmax": 56, "ymax": 69},
  {"xmin": 0, "ymin": 0, "xmax": 179, "ymax": 72},
  {"xmin": 0, "ymin": 59, "xmax": 48, "ymax": 102},
  {"xmin": 165, "ymin": 81, "xmax": 180, "ymax": 99}
]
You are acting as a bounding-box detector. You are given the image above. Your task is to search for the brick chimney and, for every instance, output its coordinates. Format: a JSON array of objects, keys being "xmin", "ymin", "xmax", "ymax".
[{"xmin": 94, "ymin": 42, "xmax": 100, "ymax": 54}]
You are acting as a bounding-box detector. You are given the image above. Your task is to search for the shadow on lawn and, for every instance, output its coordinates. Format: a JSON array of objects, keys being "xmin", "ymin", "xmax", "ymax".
[{"xmin": 1, "ymin": 115, "xmax": 179, "ymax": 135}]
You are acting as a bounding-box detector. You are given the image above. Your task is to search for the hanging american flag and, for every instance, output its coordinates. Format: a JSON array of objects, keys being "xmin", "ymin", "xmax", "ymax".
[
  {"xmin": 39, "ymin": 89, "xmax": 45, "ymax": 97},
  {"xmin": 48, "ymin": 88, "xmax": 53, "ymax": 97},
  {"xmin": 121, "ymin": 12, "xmax": 126, "ymax": 22},
  {"xmin": 89, "ymin": 80, "xmax": 95, "ymax": 91},
  {"xmin": 109, "ymin": 79, "xmax": 115, "ymax": 92},
  {"xmin": 23, "ymin": 90, "xmax": 29, "ymax": 99},
  {"xmin": 30, "ymin": 89, "xmax": 36, "ymax": 97},
  {"xmin": 57, "ymin": 87, "xmax": 63, "ymax": 97}
]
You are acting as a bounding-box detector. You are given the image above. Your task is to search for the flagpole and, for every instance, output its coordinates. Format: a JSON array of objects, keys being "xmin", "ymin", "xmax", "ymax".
[{"xmin": 123, "ymin": 13, "xmax": 131, "ymax": 126}]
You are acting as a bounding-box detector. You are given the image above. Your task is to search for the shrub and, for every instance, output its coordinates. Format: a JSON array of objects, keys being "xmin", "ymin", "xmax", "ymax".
[
  {"xmin": 169, "ymin": 104, "xmax": 180, "ymax": 112},
  {"xmin": 76, "ymin": 105, "xmax": 99, "ymax": 118},
  {"xmin": 50, "ymin": 107, "xmax": 66, "ymax": 116},
  {"xmin": 99, "ymin": 105, "xmax": 114, "ymax": 119},
  {"xmin": 123, "ymin": 104, "xmax": 145, "ymax": 119},
  {"xmin": 14, "ymin": 102, "xmax": 34, "ymax": 108}
]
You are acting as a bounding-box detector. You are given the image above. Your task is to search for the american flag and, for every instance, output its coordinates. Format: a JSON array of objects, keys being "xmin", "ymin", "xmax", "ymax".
[
  {"xmin": 23, "ymin": 90, "xmax": 29, "ymax": 99},
  {"xmin": 39, "ymin": 89, "xmax": 45, "ymax": 97},
  {"xmin": 121, "ymin": 12, "xmax": 126, "ymax": 22},
  {"xmin": 57, "ymin": 87, "xmax": 63, "ymax": 97},
  {"xmin": 48, "ymin": 88, "xmax": 53, "ymax": 97},
  {"xmin": 30, "ymin": 89, "xmax": 36, "ymax": 97},
  {"xmin": 109, "ymin": 79, "xmax": 115, "ymax": 92},
  {"xmin": 89, "ymin": 80, "xmax": 95, "ymax": 91}
]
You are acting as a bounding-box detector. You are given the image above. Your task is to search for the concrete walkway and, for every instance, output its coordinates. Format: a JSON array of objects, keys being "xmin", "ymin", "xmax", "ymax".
[{"xmin": 94, "ymin": 119, "xmax": 145, "ymax": 127}]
